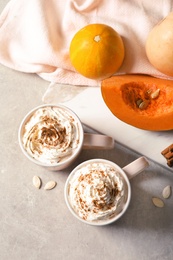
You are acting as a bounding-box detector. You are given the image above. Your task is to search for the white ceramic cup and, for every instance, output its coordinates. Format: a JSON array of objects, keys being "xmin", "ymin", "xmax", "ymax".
[
  {"xmin": 64, "ymin": 157, "xmax": 149, "ymax": 226},
  {"xmin": 18, "ymin": 104, "xmax": 114, "ymax": 171}
]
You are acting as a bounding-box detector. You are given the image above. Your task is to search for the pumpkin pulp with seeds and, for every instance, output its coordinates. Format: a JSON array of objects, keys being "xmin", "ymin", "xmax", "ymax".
[{"xmin": 101, "ymin": 74, "xmax": 173, "ymax": 131}]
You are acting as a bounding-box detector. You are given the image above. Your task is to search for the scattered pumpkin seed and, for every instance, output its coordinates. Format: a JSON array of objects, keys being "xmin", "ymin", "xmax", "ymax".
[
  {"xmin": 152, "ymin": 197, "xmax": 164, "ymax": 208},
  {"xmin": 44, "ymin": 181, "xmax": 57, "ymax": 190},
  {"xmin": 150, "ymin": 89, "xmax": 160, "ymax": 99},
  {"xmin": 162, "ymin": 185, "xmax": 172, "ymax": 199},
  {"xmin": 33, "ymin": 176, "xmax": 42, "ymax": 189}
]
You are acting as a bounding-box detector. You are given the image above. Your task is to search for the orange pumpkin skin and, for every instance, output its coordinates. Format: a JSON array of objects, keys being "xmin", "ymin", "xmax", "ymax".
[
  {"xmin": 69, "ymin": 24, "xmax": 125, "ymax": 80},
  {"xmin": 101, "ymin": 74, "xmax": 173, "ymax": 131},
  {"xmin": 146, "ymin": 12, "xmax": 173, "ymax": 77}
]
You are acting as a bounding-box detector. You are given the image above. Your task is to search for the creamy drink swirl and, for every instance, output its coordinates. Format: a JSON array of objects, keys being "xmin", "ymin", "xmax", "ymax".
[
  {"xmin": 22, "ymin": 106, "xmax": 81, "ymax": 165},
  {"xmin": 68, "ymin": 161, "xmax": 128, "ymax": 222}
]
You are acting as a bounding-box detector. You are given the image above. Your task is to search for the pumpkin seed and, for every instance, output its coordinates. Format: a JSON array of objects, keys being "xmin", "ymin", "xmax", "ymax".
[
  {"xmin": 136, "ymin": 99, "xmax": 143, "ymax": 106},
  {"xmin": 162, "ymin": 185, "xmax": 172, "ymax": 199},
  {"xmin": 44, "ymin": 181, "xmax": 57, "ymax": 190},
  {"xmin": 139, "ymin": 100, "xmax": 149, "ymax": 110},
  {"xmin": 152, "ymin": 197, "xmax": 164, "ymax": 208},
  {"xmin": 33, "ymin": 176, "xmax": 42, "ymax": 189},
  {"xmin": 150, "ymin": 89, "xmax": 160, "ymax": 99},
  {"xmin": 146, "ymin": 89, "xmax": 152, "ymax": 95}
]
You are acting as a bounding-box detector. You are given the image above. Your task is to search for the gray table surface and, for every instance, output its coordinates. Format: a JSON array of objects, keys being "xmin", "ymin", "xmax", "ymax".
[{"xmin": 0, "ymin": 2, "xmax": 173, "ymax": 260}]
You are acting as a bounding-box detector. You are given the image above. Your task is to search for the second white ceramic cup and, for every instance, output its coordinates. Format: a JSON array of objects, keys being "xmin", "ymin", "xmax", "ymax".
[{"xmin": 64, "ymin": 156, "xmax": 149, "ymax": 226}]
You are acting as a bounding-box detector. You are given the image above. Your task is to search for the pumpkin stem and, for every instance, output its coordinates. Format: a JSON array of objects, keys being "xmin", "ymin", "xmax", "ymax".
[{"xmin": 94, "ymin": 35, "xmax": 101, "ymax": 42}]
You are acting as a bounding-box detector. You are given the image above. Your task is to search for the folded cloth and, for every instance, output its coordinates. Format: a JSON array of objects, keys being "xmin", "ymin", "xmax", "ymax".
[{"xmin": 0, "ymin": 0, "xmax": 173, "ymax": 88}]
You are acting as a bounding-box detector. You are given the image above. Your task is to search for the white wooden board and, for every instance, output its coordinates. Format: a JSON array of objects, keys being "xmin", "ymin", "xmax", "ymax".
[{"xmin": 63, "ymin": 86, "xmax": 173, "ymax": 170}]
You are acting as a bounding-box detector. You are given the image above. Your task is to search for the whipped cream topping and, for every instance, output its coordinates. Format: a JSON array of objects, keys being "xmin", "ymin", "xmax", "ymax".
[
  {"xmin": 22, "ymin": 106, "xmax": 81, "ymax": 165},
  {"xmin": 68, "ymin": 161, "xmax": 128, "ymax": 222}
]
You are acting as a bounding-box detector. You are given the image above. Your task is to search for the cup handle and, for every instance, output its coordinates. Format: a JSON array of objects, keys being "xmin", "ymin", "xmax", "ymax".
[
  {"xmin": 83, "ymin": 133, "xmax": 114, "ymax": 150},
  {"xmin": 122, "ymin": 156, "xmax": 149, "ymax": 180}
]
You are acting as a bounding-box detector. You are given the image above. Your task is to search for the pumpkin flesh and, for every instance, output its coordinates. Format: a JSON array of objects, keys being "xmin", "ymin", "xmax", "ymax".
[{"xmin": 101, "ymin": 74, "xmax": 173, "ymax": 131}]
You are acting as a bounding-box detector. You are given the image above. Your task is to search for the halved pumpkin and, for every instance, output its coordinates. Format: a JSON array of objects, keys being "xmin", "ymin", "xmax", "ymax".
[{"xmin": 101, "ymin": 74, "xmax": 173, "ymax": 131}]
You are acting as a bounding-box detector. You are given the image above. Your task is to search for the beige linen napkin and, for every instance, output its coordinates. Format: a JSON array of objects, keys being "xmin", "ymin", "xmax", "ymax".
[{"xmin": 0, "ymin": 0, "xmax": 173, "ymax": 90}]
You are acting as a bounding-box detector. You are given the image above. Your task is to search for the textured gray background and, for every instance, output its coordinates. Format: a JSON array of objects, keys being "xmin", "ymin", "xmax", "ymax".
[{"xmin": 0, "ymin": 1, "xmax": 173, "ymax": 259}]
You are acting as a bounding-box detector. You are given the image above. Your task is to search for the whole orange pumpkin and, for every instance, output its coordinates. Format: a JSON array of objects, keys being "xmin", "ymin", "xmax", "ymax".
[{"xmin": 69, "ymin": 24, "xmax": 125, "ymax": 80}]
